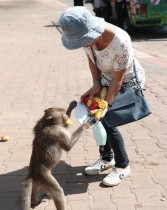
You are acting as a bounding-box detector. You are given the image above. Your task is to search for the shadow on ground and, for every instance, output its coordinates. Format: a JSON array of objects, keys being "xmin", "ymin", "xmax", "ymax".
[
  {"xmin": 52, "ymin": 160, "xmax": 107, "ymax": 195},
  {"xmin": 0, "ymin": 160, "xmax": 107, "ymax": 209}
]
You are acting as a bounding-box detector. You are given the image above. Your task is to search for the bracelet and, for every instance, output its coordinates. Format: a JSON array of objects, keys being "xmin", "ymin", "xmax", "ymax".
[{"xmin": 108, "ymin": 104, "xmax": 112, "ymax": 108}]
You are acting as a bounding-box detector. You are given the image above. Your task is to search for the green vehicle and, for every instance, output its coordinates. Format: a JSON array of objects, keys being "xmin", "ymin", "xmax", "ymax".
[{"xmin": 109, "ymin": 0, "xmax": 167, "ymax": 31}]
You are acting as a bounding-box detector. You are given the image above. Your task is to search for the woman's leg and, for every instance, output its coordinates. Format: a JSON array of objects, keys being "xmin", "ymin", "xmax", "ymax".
[
  {"xmin": 101, "ymin": 119, "xmax": 131, "ymax": 186},
  {"xmin": 101, "ymin": 119, "xmax": 129, "ymax": 168},
  {"xmin": 84, "ymin": 117, "xmax": 129, "ymax": 175},
  {"xmin": 99, "ymin": 140, "xmax": 113, "ymax": 162},
  {"xmin": 84, "ymin": 123, "xmax": 114, "ymax": 175}
]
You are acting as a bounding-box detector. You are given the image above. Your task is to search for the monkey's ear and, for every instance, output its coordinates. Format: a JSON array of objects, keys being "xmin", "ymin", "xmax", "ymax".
[{"xmin": 44, "ymin": 108, "xmax": 52, "ymax": 113}]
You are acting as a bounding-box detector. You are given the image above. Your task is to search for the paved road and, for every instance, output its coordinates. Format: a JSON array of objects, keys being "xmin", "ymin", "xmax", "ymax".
[{"xmin": 0, "ymin": 0, "xmax": 167, "ymax": 210}]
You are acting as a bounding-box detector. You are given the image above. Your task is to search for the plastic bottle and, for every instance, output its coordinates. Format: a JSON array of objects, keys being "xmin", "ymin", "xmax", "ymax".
[{"xmin": 92, "ymin": 121, "xmax": 107, "ymax": 146}]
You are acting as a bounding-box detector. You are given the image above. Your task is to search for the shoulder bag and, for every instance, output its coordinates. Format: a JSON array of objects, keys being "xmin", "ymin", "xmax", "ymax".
[{"xmin": 91, "ymin": 47, "xmax": 152, "ymax": 128}]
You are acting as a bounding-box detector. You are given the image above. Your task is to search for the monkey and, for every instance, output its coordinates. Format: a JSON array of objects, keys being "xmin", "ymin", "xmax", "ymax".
[{"xmin": 21, "ymin": 101, "xmax": 94, "ymax": 210}]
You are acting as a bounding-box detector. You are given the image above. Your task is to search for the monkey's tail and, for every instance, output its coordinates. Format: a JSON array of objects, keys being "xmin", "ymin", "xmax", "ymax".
[{"xmin": 21, "ymin": 178, "xmax": 33, "ymax": 210}]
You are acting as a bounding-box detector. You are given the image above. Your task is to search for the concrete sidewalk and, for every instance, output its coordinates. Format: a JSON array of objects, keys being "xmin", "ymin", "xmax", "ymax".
[{"xmin": 0, "ymin": 0, "xmax": 167, "ymax": 210}]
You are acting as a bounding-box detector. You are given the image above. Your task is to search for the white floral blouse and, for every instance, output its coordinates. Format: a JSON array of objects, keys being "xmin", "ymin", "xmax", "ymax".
[{"xmin": 83, "ymin": 25, "xmax": 145, "ymax": 88}]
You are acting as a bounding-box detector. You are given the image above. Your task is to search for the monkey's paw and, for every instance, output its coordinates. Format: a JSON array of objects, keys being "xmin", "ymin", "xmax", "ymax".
[
  {"xmin": 69, "ymin": 100, "xmax": 77, "ymax": 109},
  {"xmin": 84, "ymin": 118, "xmax": 97, "ymax": 128}
]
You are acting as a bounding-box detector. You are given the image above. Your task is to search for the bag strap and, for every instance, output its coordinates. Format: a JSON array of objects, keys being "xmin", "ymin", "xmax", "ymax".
[
  {"xmin": 133, "ymin": 59, "xmax": 141, "ymax": 88},
  {"xmin": 91, "ymin": 47, "xmax": 101, "ymax": 81}
]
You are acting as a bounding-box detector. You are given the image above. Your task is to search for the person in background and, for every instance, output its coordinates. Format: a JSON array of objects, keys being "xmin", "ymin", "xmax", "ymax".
[
  {"xmin": 115, "ymin": 0, "xmax": 129, "ymax": 28},
  {"xmin": 58, "ymin": 6, "xmax": 145, "ymax": 186},
  {"xmin": 93, "ymin": 0, "xmax": 111, "ymax": 22},
  {"xmin": 74, "ymin": 0, "xmax": 84, "ymax": 6}
]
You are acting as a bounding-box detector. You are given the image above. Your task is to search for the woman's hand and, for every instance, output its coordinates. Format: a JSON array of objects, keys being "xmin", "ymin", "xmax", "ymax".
[{"xmin": 81, "ymin": 83, "xmax": 101, "ymax": 100}]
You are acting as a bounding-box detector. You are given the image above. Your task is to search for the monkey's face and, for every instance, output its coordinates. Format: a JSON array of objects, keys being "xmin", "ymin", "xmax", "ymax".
[{"xmin": 44, "ymin": 108, "xmax": 67, "ymax": 126}]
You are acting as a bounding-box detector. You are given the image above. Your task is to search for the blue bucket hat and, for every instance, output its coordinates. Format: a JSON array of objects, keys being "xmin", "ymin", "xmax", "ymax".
[{"xmin": 59, "ymin": 6, "xmax": 105, "ymax": 50}]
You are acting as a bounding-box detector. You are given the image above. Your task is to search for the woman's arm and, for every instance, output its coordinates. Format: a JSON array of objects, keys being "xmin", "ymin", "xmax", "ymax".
[{"xmin": 105, "ymin": 69, "xmax": 126, "ymax": 105}]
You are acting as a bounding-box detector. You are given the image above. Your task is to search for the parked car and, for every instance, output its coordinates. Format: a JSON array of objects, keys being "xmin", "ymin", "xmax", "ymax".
[{"xmin": 109, "ymin": 0, "xmax": 167, "ymax": 32}]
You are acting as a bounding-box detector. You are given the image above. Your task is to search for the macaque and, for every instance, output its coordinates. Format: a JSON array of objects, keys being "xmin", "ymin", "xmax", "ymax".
[{"xmin": 21, "ymin": 101, "xmax": 94, "ymax": 210}]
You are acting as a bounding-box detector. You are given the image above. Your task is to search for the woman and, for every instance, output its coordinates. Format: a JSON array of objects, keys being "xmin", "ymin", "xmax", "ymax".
[{"xmin": 59, "ymin": 6, "xmax": 145, "ymax": 186}]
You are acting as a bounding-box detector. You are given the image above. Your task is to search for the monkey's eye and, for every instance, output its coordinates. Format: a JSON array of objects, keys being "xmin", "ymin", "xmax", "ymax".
[{"xmin": 46, "ymin": 116, "xmax": 53, "ymax": 121}]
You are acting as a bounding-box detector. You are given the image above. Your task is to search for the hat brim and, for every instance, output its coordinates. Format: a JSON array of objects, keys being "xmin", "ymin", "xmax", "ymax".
[{"xmin": 61, "ymin": 17, "xmax": 105, "ymax": 50}]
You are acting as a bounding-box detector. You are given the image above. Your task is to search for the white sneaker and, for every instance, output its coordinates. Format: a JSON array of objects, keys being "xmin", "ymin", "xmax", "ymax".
[
  {"xmin": 102, "ymin": 166, "xmax": 131, "ymax": 186},
  {"xmin": 85, "ymin": 158, "xmax": 114, "ymax": 175}
]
